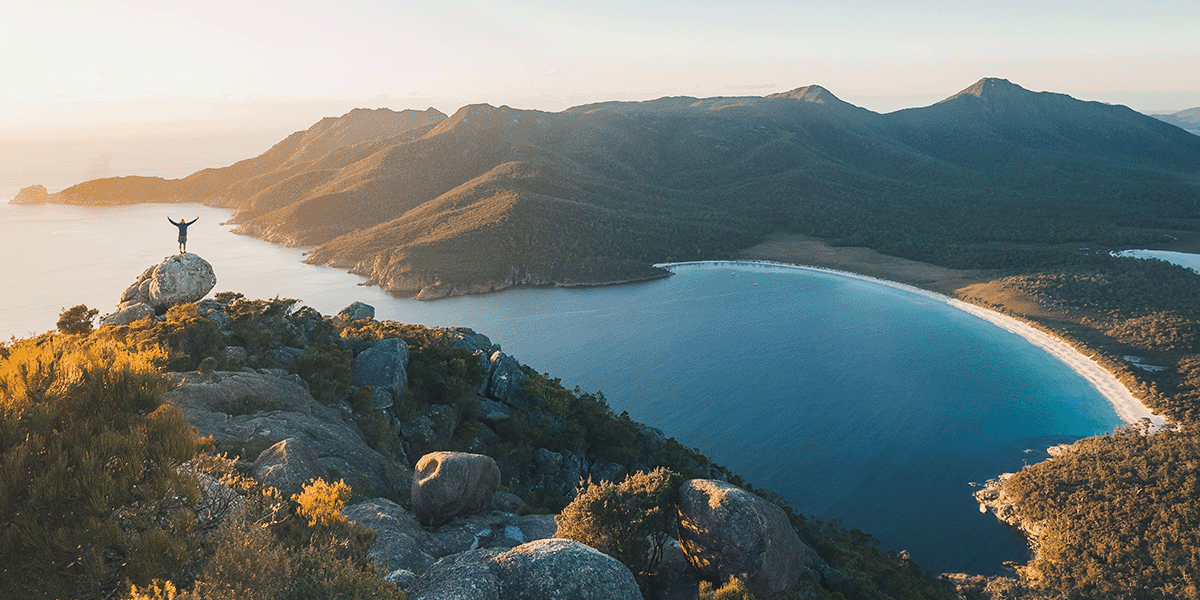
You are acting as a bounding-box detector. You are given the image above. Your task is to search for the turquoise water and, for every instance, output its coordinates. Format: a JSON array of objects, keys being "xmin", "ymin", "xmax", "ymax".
[{"xmin": 0, "ymin": 202, "xmax": 1126, "ymax": 574}]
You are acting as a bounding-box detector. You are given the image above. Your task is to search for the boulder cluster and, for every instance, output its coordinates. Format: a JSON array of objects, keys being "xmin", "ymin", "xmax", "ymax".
[
  {"xmin": 155, "ymin": 297, "xmax": 825, "ymax": 598},
  {"xmin": 101, "ymin": 253, "xmax": 217, "ymax": 325}
]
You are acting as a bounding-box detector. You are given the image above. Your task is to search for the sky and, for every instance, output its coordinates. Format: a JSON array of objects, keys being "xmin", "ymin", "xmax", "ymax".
[{"xmin": 2, "ymin": 0, "xmax": 1199, "ymax": 195}]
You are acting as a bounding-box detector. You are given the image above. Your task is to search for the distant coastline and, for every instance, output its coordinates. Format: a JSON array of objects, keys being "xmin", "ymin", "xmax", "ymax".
[{"xmin": 656, "ymin": 259, "xmax": 1163, "ymax": 429}]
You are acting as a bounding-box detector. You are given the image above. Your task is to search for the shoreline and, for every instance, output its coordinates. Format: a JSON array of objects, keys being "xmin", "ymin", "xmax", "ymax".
[{"xmin": 656, "ymin": 259, "xmax": 1164, "ymax": 429}]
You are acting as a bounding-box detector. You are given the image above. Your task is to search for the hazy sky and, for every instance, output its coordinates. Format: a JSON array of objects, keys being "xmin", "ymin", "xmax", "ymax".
[{"xmin": 3, "ymin": 0, "xmax": 1199, "ymax": 133}]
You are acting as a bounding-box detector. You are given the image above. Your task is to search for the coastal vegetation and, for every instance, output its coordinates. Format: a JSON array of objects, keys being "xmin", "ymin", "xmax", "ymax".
[{"xmin": 1, "ymin": 300, "xmax": 958, "ymax": 599}]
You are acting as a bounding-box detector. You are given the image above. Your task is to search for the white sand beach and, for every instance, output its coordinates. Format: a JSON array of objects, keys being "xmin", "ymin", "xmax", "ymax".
[{"xmin": 659, "ymin": 260, "xmax": 1165, "ymax": 429}]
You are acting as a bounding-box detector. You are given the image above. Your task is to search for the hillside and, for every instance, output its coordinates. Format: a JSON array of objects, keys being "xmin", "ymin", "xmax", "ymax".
[
  {"xmin": 1154, "ymin": 106, "xmax": 1200, "ymax": 129},
  {"xmin": 13, "ymin": 78, "xmax": 1200, "ymax": 299}
]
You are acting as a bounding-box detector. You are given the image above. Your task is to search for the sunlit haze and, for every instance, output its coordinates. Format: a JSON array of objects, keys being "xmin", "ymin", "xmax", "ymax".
[{"xmin": 3, "ymin": 0, "xmax": 1199, "ymax": 196}]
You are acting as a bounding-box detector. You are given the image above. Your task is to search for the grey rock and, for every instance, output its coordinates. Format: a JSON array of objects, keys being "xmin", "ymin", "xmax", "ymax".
[
  {"xmin": 369, "ymin": 387, "xmax": 395, "ymax": 411},
  {"xmin": 344, "ymin": 498, "xmax": 436, "ymax": 572},
  {"xmin": 589, "ymin": 461, "xmax": 626, "ymax": 484},
  {"xmin": 352, "ymin": 337, "xmax": 409, "ymax": 401},
  {"xmin": 476, "ymin": 399, "xmax": 513, "ymax": 423},
  {"xmin": 119, "ymin": 253, "xmax": 217, "ymax": 310},
  {"xmin": 449, "ymin": 329, "xmax": 493, "ymax": 353},
  {"xmin": 491, "ymin": 539, "xmax": 642, "ymax": 600},
  {"xmin": 384, "ymin": 568, "xmax": 417, "ymax": 588},
  {"xmin": 273, "ymin": 346, "xmax": 304, "ymax": 369},
  {"xmin": 511, "ymin": 514, "xmax": 558, "ymax": 543},
  {"xmin": 195, "ymin": 299, "xmax": 231, "ymax": 330},
  {"xmin": 251, "ymin": 438, "xmax": 330, "ymax": 497},
  {"xmin": 99, "ymin": 302, "xmax": 155, "ymax": 326},
  {"xmin": 167, "ymin": 371, "xmax": 390, "ymax": 493},
  {"xmin": 400, "ymin": 404, "xmax": 459, "ymax": 459},
  {"xmin": 222, "ymin": 345, "xmax": 248, "ymax": 365},
  {"xmin": 491, "ymin": 490, "xmax": 525, "ymax": 514},
  {"xmin": 338, "ymin": 301, "xmax": 376, "ymax": 321},
  {"xmin": 485, "ymin": 351, "xmax": 528, "ymax": 409},
  {"xmin": 407, "ymin": 549, "xmax": 502, "ymax": 600},
  {"xmin": 412, "ymin": 452, "xmax": 501, "ymax": 527},
  {"xmin": 534, "ymin": 448, "xmax": 563, "ymax": 476},
  {"xmin": 676, "ymin": 479, "xmax": 821, "ymax": 599}
]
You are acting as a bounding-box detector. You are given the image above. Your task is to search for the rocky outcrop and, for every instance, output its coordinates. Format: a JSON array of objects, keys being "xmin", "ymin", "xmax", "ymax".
[
  {"xmin": 484, "ymin": 351, "xmax": 529, "ymax": 410},
  {"xmin": 351, "ymin": 337, "xmax": 409, "ymax": 407},
  {"xmin": 975, "ymin": 473, "xmax": 1043, "ymax": 555},
  {"xmin": 338, "ymin": 301, "xmax": 376, "ymax": 321},
  {"xmin": 251, "ymin": 438, "xmax": 330, "ymax": 497},
  {"xmin": 344, "ymin": 498, "xmax": 438, "ymax": 572},
  {"xmin": 114, "ymin": 253, "xmax": 217, "ymax": 313},
  {"xmin": 412, "ymin": 452, "xmax": 501, "ymax": 527},
  {"xmin": 676, "ymin": 479, "xmax": 821, "ymax": 598},
  {"xmin": 166, "ymin": 370, "xmax": 391, "ymax": 494},
  {"xmin": 344, "ymin": 497, "xmax": 558, "ymax": 575},
  {"xmin": 407, "ymin": 539, "xmax": 641, "ymax": 600}
]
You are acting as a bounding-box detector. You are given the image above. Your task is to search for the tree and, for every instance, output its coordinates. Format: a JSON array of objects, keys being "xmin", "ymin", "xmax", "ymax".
[{"xmin": 57, "ymin": 304, "xmax": 99, "ymax": 335}]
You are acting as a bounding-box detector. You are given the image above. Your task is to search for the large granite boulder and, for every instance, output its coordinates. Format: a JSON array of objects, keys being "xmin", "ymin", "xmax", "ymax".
[
  {"xmin": 119, "ymin": 253, "xmax": 217, "ymax": 311},
  {"xmin": 676, "ymin": 479, "xmax": 821, "ymax": 599},
  {"xmin": 351, "ymin": 337, "xmax": 409, "ymax": 404},
  {"xmin": 412, "ymin": 452, "xmax": 500, "ymax": 527},
  {"xmin": 408, "ymin": 540, "xmax": 640, "ymax": 600},
  {"xmin": 251, "ymin": 438, "xmax": 330, "ymax": 497},
  {"xmin": 166, "ymin": 370, "xmax": 391, "ymax": 494},
  {"xmin": 491, "ymin": 539, "xmax": 642, "ymax": 600}
]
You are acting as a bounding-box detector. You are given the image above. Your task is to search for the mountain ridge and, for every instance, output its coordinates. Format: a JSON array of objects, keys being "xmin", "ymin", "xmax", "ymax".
[{"xmin": 13, "ymin": 79, "xmax": 1200, "ymax": 300}]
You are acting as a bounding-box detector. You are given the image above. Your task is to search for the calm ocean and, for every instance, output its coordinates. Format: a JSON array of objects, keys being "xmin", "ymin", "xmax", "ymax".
[{"xmin": 0, "ymin": 202, "xmax": 1126, "ymax": 574}]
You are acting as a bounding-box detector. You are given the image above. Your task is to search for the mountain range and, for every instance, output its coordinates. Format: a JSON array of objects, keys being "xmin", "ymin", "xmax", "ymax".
[{"xmin": 14, "ymin": 78, "xmax": 1200, "ymax": 299}]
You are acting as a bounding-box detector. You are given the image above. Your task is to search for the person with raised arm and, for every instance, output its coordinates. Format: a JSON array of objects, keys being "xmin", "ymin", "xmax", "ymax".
[{"xmin": 168, "ymin": 216, "xmax": 199, "ymax": 254}]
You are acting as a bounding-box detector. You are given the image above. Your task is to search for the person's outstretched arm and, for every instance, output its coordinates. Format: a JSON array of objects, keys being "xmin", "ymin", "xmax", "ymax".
[
  {"xmin": 186, "ymin": 216, "xmax": 199, "ymax": 225},
  {"xmin": 168, "ymin": 217, "xmax": 179, "ymax": 225}
]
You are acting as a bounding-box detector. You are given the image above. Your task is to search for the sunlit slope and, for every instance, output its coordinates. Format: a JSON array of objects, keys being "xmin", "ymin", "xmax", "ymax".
[{"xmin": 26, "ymin": 79, "xmax": 1200, "ymax": 297}]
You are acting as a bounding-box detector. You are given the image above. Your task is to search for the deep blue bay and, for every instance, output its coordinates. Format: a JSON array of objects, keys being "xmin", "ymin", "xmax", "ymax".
[{"xmin": 1, "ymin": 203, "xmax": 1130, "ymax": 574}]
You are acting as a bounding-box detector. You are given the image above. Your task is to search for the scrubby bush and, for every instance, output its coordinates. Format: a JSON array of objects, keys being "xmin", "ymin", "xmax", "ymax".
[
  {"xmin": 556, "ymin": 467, "xmax": 682, "ymax": 574},
  {"xmin": 0, "ymin": 333, "xmax": 198, "ymax": 599}
]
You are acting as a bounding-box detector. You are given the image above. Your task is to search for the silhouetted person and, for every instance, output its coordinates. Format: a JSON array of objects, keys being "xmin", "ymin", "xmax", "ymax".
[{"xmin": 169, "ymin": 216, "xmax": 199, "ymax": 254}]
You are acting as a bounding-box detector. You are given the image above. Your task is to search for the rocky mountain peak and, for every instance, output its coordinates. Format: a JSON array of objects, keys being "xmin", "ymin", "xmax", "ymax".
[{"xmin": 767, "ymin": 84, "xmax": 844, "ymax": 105}]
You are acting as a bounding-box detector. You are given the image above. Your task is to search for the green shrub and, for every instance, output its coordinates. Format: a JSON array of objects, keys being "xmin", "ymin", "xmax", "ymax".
[{"xmin": 555, "ymin": 467, "xmax": 682, "ymax": 574}]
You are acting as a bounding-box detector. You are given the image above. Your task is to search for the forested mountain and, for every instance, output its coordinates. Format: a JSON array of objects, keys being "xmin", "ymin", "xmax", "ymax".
[{"xmin": 16, "ymin": 78, "xmax": 1200, "ymax": 299}]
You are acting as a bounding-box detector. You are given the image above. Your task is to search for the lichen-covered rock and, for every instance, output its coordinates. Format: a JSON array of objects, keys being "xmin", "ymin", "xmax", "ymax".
[
  {"xmin": 99, "ymin": 302, "xmax": 156, "ymax": 326},
  {"xmin": 411, "ymin": 452, "xmax": 500, "ymax": 527},
  {"xmin": 351, "ymin": 337, "xmax": 409, "ymax": 402},
  {"xmin": 491, "ymin": 539, "xmax": 642, "ymax": 600},
  {"xmin": 485, "ymin": 351, "xmax": 528, "ymax": 409},
  {"xmin": 407, "ymin": 549, "xmax": 502, "ymax": 600},
  {"xmin": 676, "ymin": 479, "xmax": 821, "ymax": 598},
  {"xmin": 338, "ymin": 301, "xmax": 376, "ymax": 321},
  {"xmin": 118, "ymin": 253, "xmax": 216, "ymax": 311},
  {"xmin": 251, "ymin": 438, "xmax": 330, "ymax": 497},
  {"xmin": 344, "ymin": 498, "xmax": 436, "ymax": 572}
]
